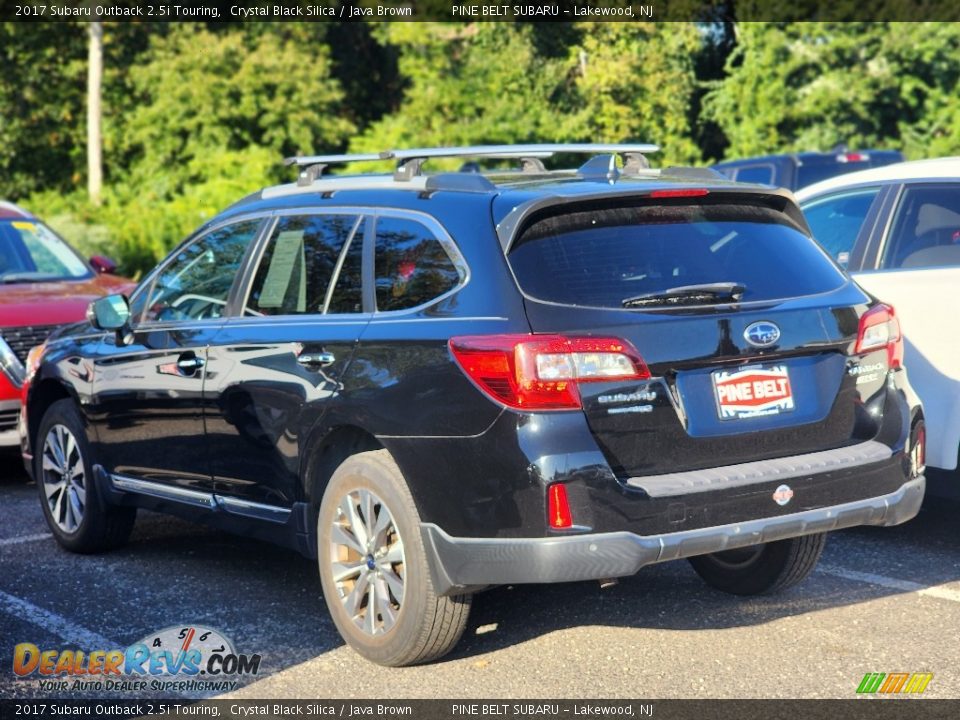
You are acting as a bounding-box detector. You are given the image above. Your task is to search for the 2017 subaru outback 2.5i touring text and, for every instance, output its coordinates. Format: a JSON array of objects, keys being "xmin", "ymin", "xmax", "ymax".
[{"xmin": 21, "ymin": 145, "xmax": 926, "ymax": 666}]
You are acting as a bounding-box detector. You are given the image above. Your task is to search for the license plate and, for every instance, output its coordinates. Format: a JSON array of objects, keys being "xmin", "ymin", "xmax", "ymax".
[{"xmin": 712, "ymin": 365, "xmax": 794, "ymax": 420}]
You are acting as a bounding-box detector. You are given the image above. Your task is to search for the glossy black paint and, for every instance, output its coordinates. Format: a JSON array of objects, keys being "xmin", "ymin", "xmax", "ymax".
[
  {"xmin": 87, "ymin": 323, "xmax": 222, "ymax": 490},
  {"xmin": 21, "ymin": 173, "xmax": 924, "ymax": 560}
]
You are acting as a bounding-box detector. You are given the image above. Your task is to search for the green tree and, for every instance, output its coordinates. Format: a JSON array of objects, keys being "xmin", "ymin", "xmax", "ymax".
[
  {"xmin": 113, "ymin": 24, "xmax": 354, "ymax": 193},
  {"xmin": 562, "ymin": 22, "xmax": 703, "ymax": 165},
  {"xmin": 351, "ymin": 22, "xmax": 704, "ymax": 167},
  {"xmin": 0, "ymin": 23, "xmax": 86, "ymax": 198},
  {"xmin": 350, "ymin": 23, "xmax": 571, "ymax": 158},
  {"xmin": 703, "ymin": 22, "xmax": 960, "ymax": 160}
]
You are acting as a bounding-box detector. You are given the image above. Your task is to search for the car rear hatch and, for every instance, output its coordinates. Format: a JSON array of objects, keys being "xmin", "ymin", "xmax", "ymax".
[{"xmin": 502, "ymin": 189, "xmax": 889, "ymax": 480}]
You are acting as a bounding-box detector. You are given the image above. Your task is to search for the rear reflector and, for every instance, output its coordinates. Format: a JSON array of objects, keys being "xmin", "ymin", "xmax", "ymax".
[
  {"xmin": 449, "ymin": 334, "xmax": 650, "ymax": 411},
  {"xmin": 855, "ymin": 303, "xmax": 903, "ymax": 369},
  {"xmin": 649, "ymin": 188, "xmax": 709, "ymax": 198},
  {"xmin": 913, "ymin": 424, "xmax": 926, "ymax": 477},
  {"xmin": 548, "ymin": 484, "xmax": 573, "ymax": 529}
]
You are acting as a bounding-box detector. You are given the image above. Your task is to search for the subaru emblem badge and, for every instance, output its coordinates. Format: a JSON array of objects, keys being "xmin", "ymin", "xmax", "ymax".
[
  {"xmin": 744, "ymin": 321, "xmax": 781, "ymax": 348},
  {"xmin": 773, "ymin": 484, "xmax": 794, "ymax": 506}
]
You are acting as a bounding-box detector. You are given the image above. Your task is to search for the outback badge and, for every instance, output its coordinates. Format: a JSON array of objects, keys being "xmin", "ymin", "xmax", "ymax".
[
  {"xmin": 744, "ymin": 321, "xmax": 781, "ymax": 348},
  {"xmin": 773, "ymin": 484, "xmax": 794, "ymax": 506}
]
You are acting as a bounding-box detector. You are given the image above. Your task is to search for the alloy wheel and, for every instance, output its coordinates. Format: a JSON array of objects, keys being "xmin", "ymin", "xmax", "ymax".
[
  {"xmin": 327, "ymin": 488, "xmax": 406, "ymax": 636},
  {"xmin": 41, "ymin": 424, "xmax": 86, "ymax": 534}
]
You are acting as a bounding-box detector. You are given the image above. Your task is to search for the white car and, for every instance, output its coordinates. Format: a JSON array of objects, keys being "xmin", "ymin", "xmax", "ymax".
[{"xmin": 797, "ymin": 158, "xmax": 960, "ymax": 496}]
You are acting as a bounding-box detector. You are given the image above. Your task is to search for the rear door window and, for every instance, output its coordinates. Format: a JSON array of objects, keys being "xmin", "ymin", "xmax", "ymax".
[
  {"xmin": 245, "ymin": 214, "xmax": 361, "ymax": 316},
  {"xmin": 508, "ymin": 201, "xmax": 847, "ymax": 309},
  {"xmin": 802, "ymin": 187, "xmax": 880, "ymax": 266},
  {"xmin": 880, "ymin": 184, "xmax": 960, "ymax": 269},
  {"xmin": 327, "ymin": 219, "xmax": 365, "ymax": 314},
  {"xmin": 374, "ymin": 217, "xmax": 461, "ymax": 312}
]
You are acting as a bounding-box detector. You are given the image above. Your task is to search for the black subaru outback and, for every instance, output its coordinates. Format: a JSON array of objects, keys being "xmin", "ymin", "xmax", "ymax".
[{"xmin": 21, "ymin": 145, "xmax": 925, "ymax": 666}]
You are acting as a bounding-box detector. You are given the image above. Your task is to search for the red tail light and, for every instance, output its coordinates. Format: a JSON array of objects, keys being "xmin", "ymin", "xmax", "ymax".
[
  {"xmin": 855, "ymin": 304, "xmax": 903, "ymax": 369},
  {"xmin": 449, "ymin": 334, "xmax": 650, "ymax": 411},
  {"xmin": 548, "ymin": 484, "xmax": 573, "ymax": 529}
]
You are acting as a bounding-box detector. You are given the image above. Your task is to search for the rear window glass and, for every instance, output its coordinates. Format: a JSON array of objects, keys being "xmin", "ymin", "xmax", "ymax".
[
  {"xmin": 508, "ymin": 202, "xmax": 847, "ymax": 308},
  {"xmin": 733, "ymin": 165, "xmax": 775, "ymax": 184}
]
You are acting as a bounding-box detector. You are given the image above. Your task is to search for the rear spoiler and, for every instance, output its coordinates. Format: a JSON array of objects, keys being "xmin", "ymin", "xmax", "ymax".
[{"xmin": 497, "ymin": 186, "xmax": 810, "ymax": 252}]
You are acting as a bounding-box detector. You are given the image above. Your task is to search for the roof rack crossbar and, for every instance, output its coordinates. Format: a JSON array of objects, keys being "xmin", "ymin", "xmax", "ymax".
[{"xmin": 285, "ymin": 143, "xmax": 660, "ymax": 181}]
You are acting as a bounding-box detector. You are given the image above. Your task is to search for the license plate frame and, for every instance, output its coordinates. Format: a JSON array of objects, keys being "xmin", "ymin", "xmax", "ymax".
[{"xmin": 712, "ymin": 364, "xmax": 795, "ymax": 420}]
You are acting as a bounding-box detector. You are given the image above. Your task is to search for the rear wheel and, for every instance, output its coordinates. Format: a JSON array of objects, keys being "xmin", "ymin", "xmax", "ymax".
[
  {"xmin": 317, "ymin": 449, "xmax": 471, "ymax": 666},
  {"xmin": 688, "ymin": 533, "xmax": 827, "ymax": 595},
  {"xmin": 35, "ymin": 399, "xmax": 136, "ymax": 553}
]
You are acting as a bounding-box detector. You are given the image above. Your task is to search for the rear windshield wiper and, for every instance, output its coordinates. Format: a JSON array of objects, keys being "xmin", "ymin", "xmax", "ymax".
[{"xmin": 622, "ymin": 282, "xmax": 746, "ymax": 308}]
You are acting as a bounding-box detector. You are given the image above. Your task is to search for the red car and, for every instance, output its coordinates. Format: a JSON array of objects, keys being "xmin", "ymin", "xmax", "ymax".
[{"xmin": 0, "ymin": 201, "xmax": 133, "ymax": 448}]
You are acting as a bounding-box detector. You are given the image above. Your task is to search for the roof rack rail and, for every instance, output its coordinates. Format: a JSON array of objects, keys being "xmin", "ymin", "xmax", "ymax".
[{"xmin": 284, "ymin": 143, "xmax": 660, "ymax": 184}]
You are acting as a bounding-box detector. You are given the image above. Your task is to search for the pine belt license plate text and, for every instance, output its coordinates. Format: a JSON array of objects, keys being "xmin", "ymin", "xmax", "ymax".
[{"xmin": 712, "ymin": 365, "xmax": 794, "ymax": 420}]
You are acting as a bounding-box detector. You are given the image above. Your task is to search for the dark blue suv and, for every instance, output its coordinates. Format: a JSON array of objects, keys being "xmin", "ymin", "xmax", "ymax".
[
  {"xmin": 21, "ymin": 145, "xmax": 925, "ymax": 666},
  {"xmin": 713, "ymin": 147, "xmax": 904, "ymax": 190}
]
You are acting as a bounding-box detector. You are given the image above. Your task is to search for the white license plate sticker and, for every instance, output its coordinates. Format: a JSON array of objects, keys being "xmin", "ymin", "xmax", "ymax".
[{"xmin": 712, "ymin": 365, "xmax": 794, "ymax": 420}]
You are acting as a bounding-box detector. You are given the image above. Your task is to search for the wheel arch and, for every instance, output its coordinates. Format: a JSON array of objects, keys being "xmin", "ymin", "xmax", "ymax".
[
  {"xmin": 300, "ymin": 423, "xmax": 384, "ymax": 506},
  {"xmin": 26, "ymin": 377, "xmax": 78, "ymax": 455}
]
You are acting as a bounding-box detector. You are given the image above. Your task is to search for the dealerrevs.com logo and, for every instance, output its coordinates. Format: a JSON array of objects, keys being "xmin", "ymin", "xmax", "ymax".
[{"xmin": 13, "ymin": 625, "xmax": 261, "ymax": 693}]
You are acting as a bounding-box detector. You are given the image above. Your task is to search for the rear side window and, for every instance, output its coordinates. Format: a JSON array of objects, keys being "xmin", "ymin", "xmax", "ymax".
[
  {"xmin": 880, "ymin": 184, "xmax": 960, "ymax": 269},
  {"xmin": 374, "ymin": 217, "xmax": 460, "ymax": 312},
  {"xmin": 802, "ymin": 187, "xmax": 880, "ymax": 266},
  {"xmin": 246, "ymin": 214, "xmax": 360, "ymax": 316},
  {"xmin": 508, "ymin": 201, "xmax": 847, "ymax": 309}
]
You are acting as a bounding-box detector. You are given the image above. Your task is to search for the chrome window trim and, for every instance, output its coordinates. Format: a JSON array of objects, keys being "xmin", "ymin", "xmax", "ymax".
[
  {"xmin": 369, "ymin": 208, "xmax": 471, "ymax": 317},
  {"xmin": 231, "ymin": 206, "xmax": 471, "ymax": 323},
  {"xmin": 238, "ymin": 208, "xmax": 369, "ymax": 320},
  {"xmin": 322, "ymin": 216, "xmax": 365, "ymax": 314}
]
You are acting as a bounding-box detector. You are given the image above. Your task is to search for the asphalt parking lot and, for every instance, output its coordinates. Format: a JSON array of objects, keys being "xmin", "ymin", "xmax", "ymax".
[{"xmin": 1, "ymin": 454, "xmax": 959, "ymax": 700}]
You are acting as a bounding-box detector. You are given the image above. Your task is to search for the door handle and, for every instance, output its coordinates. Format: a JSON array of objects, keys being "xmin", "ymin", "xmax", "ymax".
[
  {"xmin": 176, "ymin": 354, "xmax": 206, "ymax": 374},
  {"xmin": 297, "ymin": 351, "xmax": 335, "ymax": 369}
]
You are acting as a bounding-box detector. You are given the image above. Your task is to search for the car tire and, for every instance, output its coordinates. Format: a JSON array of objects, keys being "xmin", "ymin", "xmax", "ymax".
[
  {"xmin": 688, "ymin": 532, "xmax": 827, "ymax": 596},
  {"xmin": 35, "ymin": 399, "xmax": 136, "ymax": 553},
  {"xmin": 317, "ymin": 449, "xmax": 471, "ymax": 666}
]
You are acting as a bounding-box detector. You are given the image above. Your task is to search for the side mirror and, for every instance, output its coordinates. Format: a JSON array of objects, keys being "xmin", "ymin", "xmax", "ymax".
[
  {"xmin": 90, "ymin": 255, "xmax": 118, "ymax": 274},
  {"xmin": 87, "ymin": 294, "xmax": 131, "ymax": 331}
]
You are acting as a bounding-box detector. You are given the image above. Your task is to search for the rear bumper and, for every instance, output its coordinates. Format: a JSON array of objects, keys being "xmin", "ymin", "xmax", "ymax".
[{"xmin": 421, "ymin": 475, "xmax": 924, "ymax": 595}]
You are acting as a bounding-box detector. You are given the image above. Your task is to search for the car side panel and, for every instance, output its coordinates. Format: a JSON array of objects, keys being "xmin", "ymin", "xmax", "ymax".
[
  {"xmin": 853, "ymin": 268, "xmax": 960, "ymax": 470},
  {"xmin": 86, "ymin": 323, "xmax": 221, "ymax": 490},
  {"xmin": 202, "ymin": 316, "xmax": 370, "ymax": 505}
]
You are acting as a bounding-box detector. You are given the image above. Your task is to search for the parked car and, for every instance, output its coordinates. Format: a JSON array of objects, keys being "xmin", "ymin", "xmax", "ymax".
[
  {"xmin": 797, "ymin": 157, "xmax": 960, "ymax": 497},
  {"xmin": 713, "ymin": 147, "xmax": 904, "ymax": 191},
  {"xmin": 0, "ymin": 201, "xmax": 131, "ymax": 449},
  {"xmin": 21, "ymin": 145, "xmax": 925, "ymax": 666}
]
